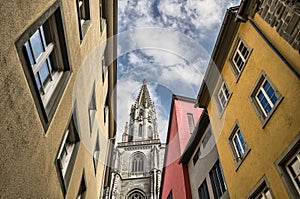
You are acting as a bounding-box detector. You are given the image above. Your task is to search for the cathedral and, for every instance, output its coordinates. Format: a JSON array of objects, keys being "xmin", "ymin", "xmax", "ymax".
[{"xmin": 108, "ymin": 80, "xmax": 165, "ymax": 199}]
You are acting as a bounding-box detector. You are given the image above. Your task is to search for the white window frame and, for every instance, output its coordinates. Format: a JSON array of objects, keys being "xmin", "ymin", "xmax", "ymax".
[
  {"xmin": 16, "ymin": 3, "xmax": 71, "ymax": 131},
  {"xmin": 88, "ymin": 86, "xmax": 97, "ymax": 134},
  {"xmin": 56, "ymin": 112, "xmax": 80, "ymax": 195},
  {"xmin": 248, "ymin": 177, "xmax": 274, "ymax": 199},
  {"xmin": 76, "ymin": 0, "xmax": 90, "ymax": 40},
  {"xmin": 57, "ymin": 129, "xmax": 76, "ymax": 178},
  {"xmin": 249, "ymin": 72, "xmax": 283, "ymax": 126},
  {"xmin": 93, "ymin": 133, "xmax": 100, "ymax": 174},
  {"xmin": 187, "ymin": 113, "xmax": 195, "ymax": 134},
  {"xmin": 228, "ymin": 122, "xmax": 250, "ymax": 169},
  {"xmin": 255, "ymin": 78, "xmax": 277, "ymax": 117},
  {"xmin": 275, "ymin": 134, "xmax": 300, "ymax": 198},
  {"xmin": 215, "ymin": 78, "xmax": 231, "ymax": 115},
  {"xmin": 285, "ymin": 149, "xmax": 300, "ymax": 195},
  {"xmin": 230, "ymin": 37, "xmax": 251, "ymax": 78}
]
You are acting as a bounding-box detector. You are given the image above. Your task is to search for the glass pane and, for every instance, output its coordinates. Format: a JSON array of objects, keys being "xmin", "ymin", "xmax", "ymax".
[
  {"xmin": 258, "ymin": 91, "xmax": 265, "ymax": 101},
  {"xmin": 238, "ymin": 42, "xmax": 244, "ymax": 51},
  {"xmin": 39, "ymin": 61, "xmax": 50, "ymax": 85},
  {"xmin": 270, "ymin": 95, "xmax": 278, "ymax": 104},
  {"xmin": 263, "ymin": 81, "xmax": 271, "ymax": 91},
  {"xmin": 24, "ymin": 41, "xmax": 35, "ymax": 65},
  {"xmin": 261, "ymin": 97, "xmax": 268, "ymax": 108},
  {"xmin": 34, "ymin": 74, "xmax": 41, "ymax": 90},
  {"xmin": 238, "ymin": 130, "xmax": 247, "ymax": 151},
  {"xmin": 266, "ymin": 86, "xmax": 275, "ymax": 98},
  {"xmin": 290, "ymin": 158, "xmax": 300, "ymax": 177},
  {"xmin": 30, "ymin": 28, "xmax": 44, "ymax": 60},
  {"xmin": 40, "ymin": 25, "xmax": 47, "ymax": 47},
  {"xmin": 234, "ymin": 136, "xmax": 243, "ymax": 156},
  {"xmin": 46, "ymin": 58, "xmax": 53, "ymax": 73},
  {"xmin": 265, "ymin": 104, "xmax": 272, "ymax": 114}
]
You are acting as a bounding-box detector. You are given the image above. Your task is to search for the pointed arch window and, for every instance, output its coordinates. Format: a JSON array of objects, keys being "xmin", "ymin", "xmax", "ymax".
[
  {"xmin": 138, "ymin": 124, "xmax": 143, "ymax": 137},
  {"xmin": 148, "ymin": 126, "xmax": 152, "ymax": 138},
  {"xmin": 131, "ymin": 153, "xmax": 144, "ymax": 173}
]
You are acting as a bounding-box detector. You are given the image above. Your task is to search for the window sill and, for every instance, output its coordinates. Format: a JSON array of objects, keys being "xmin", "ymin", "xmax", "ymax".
[{"xmin": 235, "ymin": 148, "xmax": 251, "ymax": 172}]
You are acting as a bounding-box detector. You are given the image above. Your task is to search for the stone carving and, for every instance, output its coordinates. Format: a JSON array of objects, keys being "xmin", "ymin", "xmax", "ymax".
[{"xmin": 258, "ymin": 0, "xmax": 300, "ymax": 51}]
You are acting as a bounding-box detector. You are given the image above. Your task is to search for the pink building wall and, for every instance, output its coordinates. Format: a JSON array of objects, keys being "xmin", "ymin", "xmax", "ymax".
[{"xmin": 161, "ymin": 95, "xmax": 203, "ymax": 199}]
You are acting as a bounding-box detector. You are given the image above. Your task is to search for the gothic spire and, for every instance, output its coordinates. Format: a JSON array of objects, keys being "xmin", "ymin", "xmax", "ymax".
[{"xmin": 135, "ymin": 79, "xmax": 152, "ymax": 108}]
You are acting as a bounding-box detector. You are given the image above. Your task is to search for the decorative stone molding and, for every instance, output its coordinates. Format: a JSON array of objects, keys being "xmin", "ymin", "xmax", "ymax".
[{"xmin": 258, "ymin": 0, "xmax": 300, "ymax": 51}]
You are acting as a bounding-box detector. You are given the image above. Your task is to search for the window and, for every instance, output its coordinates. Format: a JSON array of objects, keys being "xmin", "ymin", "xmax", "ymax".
[
  {"xmin": 276, "ymin": 135, "xmax": 300, "ymax": 198},
  {"xmin": 93, "ymin": 133, "xmax": 100, "ymax": 174},
  {"xmin": 128, "ymin": 191, "xmax": 145, "ymax": 199},
  {"xmin": 230, "ymin": 37, "xmax": 251, "ymax": 78},
  {"xmin": 16, "ymin": 2, "xmax": 71, "ymax": 131},
  {"xmin": 131, "ymin": 153, "xmax": 144, "ymax": 173},
  {"xmin": 104, "ymin": 95, "xmax": 109, "ymax": 124},
  {"xmin": 167, "ymin": 190, "xmax": 173, "ymax": 199},
  {"xmin": 138, "ymin": 124, "xmax": 143, "ymax": 137},
  {"xmin": 202, "ymin": 128, "xmax": 212, "ymax": 148},
  {"xmin": 193, "ymin": 147, "xmax": 201, "ymax": 165},
  {"xmin": 76, "ymin": 0, "xmax": 90, "ymax": 40},
  {"xmin": 285, "ymin": 151, "xmax": 300, "ymax": 196},
  {"xmin": 250, "ymin": 72, "xmax": 283, "ymax": 125},
  {"xmin": 248, "ymin": 178, "xmax": 273, "ymax": 199},
  {"xmin": 215, "ymin": 79, "xmax": 231, "ymax": 114},
  {"xmin": 77, "ymin": 173, "xmax": 87, "ymax": 199},
  {"xmin": 88, "ymin": 87, "xmax": 96, "ymax": 134},
  {"xmin": 99, "ymin": 0, "xmax": 106, "ymax": 34},
  {"xmin": 102, "ymin": 50, "xmax": 107, "ymax": 82},
  {"xmin": 209, "ymin": 160, "xmax": 227, "ymax": 199},
  {"xmin": 198, "ymin": 179, "xmax": 210, "ymax": 199},
  {"xmin": 229, "ymin": 122, "xmax": 249, "ymax": 167},
  {"xmin": 56, "ymin": 113, "xmax": 80, "ymax": 195},
  {"xmin": 148, "ymin": 126, "xmax": 152, "ymax": 138},
  {"xmin": 187, "ymin": 113, "xmax": 195, "ymax": 134}
]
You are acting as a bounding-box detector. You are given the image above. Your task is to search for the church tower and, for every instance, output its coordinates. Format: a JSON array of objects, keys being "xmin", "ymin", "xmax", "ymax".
[{"xmin": 107, "ymin": 80, "xmax": 165, "ymax": 199}]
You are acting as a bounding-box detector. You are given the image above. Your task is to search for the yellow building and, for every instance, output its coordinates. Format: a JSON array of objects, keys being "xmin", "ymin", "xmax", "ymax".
[
  {"xmin": 0, "ymin": 0, "xmax": 117, "ymax": 198},
  {"xmin": 196, "ymin": 0, "xmax": 300, "ymax": 198}
]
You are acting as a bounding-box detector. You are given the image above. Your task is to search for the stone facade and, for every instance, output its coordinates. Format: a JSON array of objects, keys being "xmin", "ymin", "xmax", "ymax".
[
  {"xmin": 258, "ymin": 0, "xmax": 300, "ymax": 51},
  {"xmin": 107, "ymin": 81, "xmax": 165, "ymax": 199}
]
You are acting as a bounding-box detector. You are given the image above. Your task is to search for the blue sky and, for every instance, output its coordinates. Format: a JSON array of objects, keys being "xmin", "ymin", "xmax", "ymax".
[{"xmin": 116, "ymin": 0, "xmax": 241, "ymax": 143}]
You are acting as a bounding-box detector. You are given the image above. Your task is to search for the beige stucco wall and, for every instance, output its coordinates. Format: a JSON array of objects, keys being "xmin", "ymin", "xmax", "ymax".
[
  {"xmin": 207, "ymin": 13, "xmax": 300, "ymax": 198},
  {"xmin": 0, "ymin": 0, "xmax": 115, "ymax": 198}
]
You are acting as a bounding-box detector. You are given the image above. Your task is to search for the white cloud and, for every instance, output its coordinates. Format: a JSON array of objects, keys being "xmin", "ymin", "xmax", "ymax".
[{"xmin": 116, "ymin": 0, "xmax": 242, "ymax": 143}]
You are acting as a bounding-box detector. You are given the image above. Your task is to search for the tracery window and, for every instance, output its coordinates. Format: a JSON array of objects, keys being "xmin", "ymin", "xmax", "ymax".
[
  {"xmin": 138, "ymin": 124, "xmax": 143, "ymax": 137},
  {"xmin": 131, "ymin": 153, "xmax": 144, "ymax": 173},
  {"xmin": 128, "ymin": 192, "xmax": 145, "ymax": 199},
  {"xmin": 148, "ymin": 126, "xmax": 152, "ymax": 138}
]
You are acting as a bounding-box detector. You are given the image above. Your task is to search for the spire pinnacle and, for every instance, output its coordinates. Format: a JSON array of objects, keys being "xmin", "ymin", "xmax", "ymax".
[{"xmin": 135, "ymin": 80, "xmax": 152, "ymax": 108}]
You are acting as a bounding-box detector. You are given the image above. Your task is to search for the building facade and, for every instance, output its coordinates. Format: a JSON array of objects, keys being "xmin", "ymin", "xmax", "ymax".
[
  {"xmin": 0, "ymin": 0, "xmax": 117, "ymax": 198},
  {"xmin": 180, "ymin": 112, "xmax": 229, "ymax": 199},
  {"xmin": 196, "ymin": 0, "xmax": 300, "ymax": 198},
  {"xmin": 160, "ymin": 95, "xmax": 203, "ymax": 199},
  {"xmin": 108, "ymin": 81, "xmax": 165, "ymax": 199}
]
